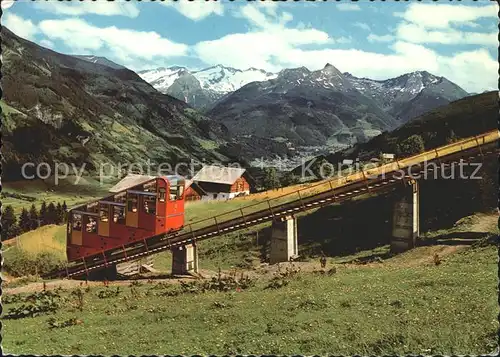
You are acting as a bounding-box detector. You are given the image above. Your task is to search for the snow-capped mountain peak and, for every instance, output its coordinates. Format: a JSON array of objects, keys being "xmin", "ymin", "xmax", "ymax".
[
  {"xmin": 192, "ymin": 65, "xmax": 277, "ymax": 93},
  {"xmin": 138, "ymin": 64, "xmax": 278, "ymax": 101},
  {"xmin": 137, "ymin": 66, "xmax": 189, "ymax": 90}
]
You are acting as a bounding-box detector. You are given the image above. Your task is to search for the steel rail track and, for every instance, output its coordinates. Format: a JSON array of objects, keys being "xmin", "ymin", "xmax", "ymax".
[{"xmin": 44, "ymin": 140, "xmax": 498, "ymax": 279}]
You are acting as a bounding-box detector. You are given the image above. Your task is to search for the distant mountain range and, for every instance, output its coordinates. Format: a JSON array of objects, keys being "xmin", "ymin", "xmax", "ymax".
[
  {"xmin": 343, "ymin": 71, "xmax": 469, "ymax": 123},
  {"xmin": 138, "ymin": 65, "xmax": 277, "ymax": 110},
  {"xmin": 2, "ymin": 27, "xmax": 474, "ymax": 177},
  {"xmin": 206, "ymin": 64, "xmax": 469, "ymax": 167},
  {"xmin": 137, "ymin": 62, "xmax": 469, "ymax": 167},
  {"xmin": 208, "ymin": 64, "xmax": 396, "ymax": 154},
  {"xmin": 138, "ymin": 64, "xmax": 469, "ymax": 119}
]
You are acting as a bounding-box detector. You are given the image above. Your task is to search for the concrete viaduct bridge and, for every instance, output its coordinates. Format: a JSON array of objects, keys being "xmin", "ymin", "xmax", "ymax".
[{"xmin": 44, "ymin": 129, "xmax": 499, "ymax": 279}]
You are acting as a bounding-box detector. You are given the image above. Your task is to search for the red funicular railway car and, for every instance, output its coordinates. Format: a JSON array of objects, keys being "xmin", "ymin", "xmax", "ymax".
[{"xmin": 66, "ymin": 175, "xmax": 185, "ymax": 262}]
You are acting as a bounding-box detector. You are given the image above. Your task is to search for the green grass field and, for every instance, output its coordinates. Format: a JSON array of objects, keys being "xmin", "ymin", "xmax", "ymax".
[
  {"xmin": 2, "ymin": 173, "xmax": 497, "ymax": 355},
  {"xmin": 2, "ymin": 241, "xmax": 497, "ymax": 355},
  {"xmin": 2, "ymin": 176, "xmax": 113, "ymax": 214}
]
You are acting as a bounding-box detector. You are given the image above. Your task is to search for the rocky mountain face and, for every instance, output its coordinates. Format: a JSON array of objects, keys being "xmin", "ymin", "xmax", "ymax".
[
  {"xmin": 207, "ymin": 64, "xmax": 397, "ymax": 162},
  {"xmin": 138, "ymin": 65, "xmax": 277, "ymax": 110},
  {"xmin": 72, "ymin": 55, "xmax": 127, "ymax": 70},
  {"xmin": 203, "ymin": 65, "xmax": 469, "ymax": 168},
  {"xmin": 1, "ymin": 27, "xmax": 231, "ymax": 180},
  {"xmin": 137, "ymin": 62, "xmax": 469, "ymax": 169},
  {"xmin": 344, "ymin": 71, "xmax": 470, "ymax": 123}
]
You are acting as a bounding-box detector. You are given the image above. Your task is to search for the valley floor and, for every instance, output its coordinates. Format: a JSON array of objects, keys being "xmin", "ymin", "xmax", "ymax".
[{"xmin": 2, "ymin": 212, "xmax": 498, "ymax": 355}]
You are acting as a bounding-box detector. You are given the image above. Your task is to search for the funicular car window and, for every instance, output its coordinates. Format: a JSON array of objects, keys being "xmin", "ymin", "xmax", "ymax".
[
  {"xmin": 158, "ymin": 188, "xmax": 166, "ymax": 202},
  {"xmin": 86, "ymin": 217, "xmax": 97, "ymax": 233},
  {"xmin": 113, "ymin": 206, "xmax": 126, "ymax": 224},
  {"xmin": 72, "ymin": 213, "xmax": 82, "ymax": 231},
  {"xmin": 169, "ymin": 185, "xmax": 184, "ymax": 201},
  {"xmin": 143, "ymin": 196, "xmax": 156, "ymax": 215},
  {"xmin": 128, "ymin": 194, "xmax": 138, "ymax": 212},
  {"xmin": 100, "ymin": 205, "xmax": 109, "ymax": 222},
  {"xmin": 177, "ymin": 185, "xmax": 184, "ymax": 200},
  {"xmin": 169, "ymin": 186, "xmax": 178, "ymax": 201}
]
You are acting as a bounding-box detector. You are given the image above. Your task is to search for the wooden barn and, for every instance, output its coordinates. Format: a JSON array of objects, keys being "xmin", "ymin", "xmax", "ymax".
[
  {"xmin": 184, "ymin": 179, "xmax": 207, "ymax": 203},
  {"xmin": 192, "ymin": 165, "xmax": 252, "ymax": 201}
]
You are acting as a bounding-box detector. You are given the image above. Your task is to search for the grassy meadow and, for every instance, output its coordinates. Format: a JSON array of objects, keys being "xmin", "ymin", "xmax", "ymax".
[
  {"xmin": 2, "ymin": 175, "xmax": 113, "ymax": 214},
  {"xmin": 2, "ymin": 172, "xmax": 498, "ymax": 355},
  {"xmin": 2, "ymin": 240, "xmax": 498, "ymax": 355}
]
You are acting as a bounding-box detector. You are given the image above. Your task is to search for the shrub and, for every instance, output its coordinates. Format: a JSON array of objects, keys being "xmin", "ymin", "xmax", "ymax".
[
  {"xmin": 396, "ymin": 134, "xmax": 425, "ymax": 158},
  {"xmin": 3, "ymin": 249, "xmax": 66, "ymax": 277},
  {"xmin": 47, "ymin": 317, "xmax": 83, "ymax": 329},
  {"xmin": 4, "ymin": 290, "xmax": 64, "ymax": 319},
  {"xmin": 71, "ymin": 288, "xmax": 85, "ymax": 311},
  {"xmin": 97, "ymin": 287, "xmax": 121, "ymax": 299},
  {"xmin": 179, "ymin": 273, "xmax": 255, "ymax": 294},
  {"xmin": 265, "ymin": 263, "xmax": 301, "ymax": 290}
]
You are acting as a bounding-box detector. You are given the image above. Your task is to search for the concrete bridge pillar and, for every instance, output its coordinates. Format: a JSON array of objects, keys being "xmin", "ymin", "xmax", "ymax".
[
  {"xmin": 269, "ymin": 215, "xmax": 299, "ymax": 264},
  {"xmin": 171, "ymin": 243, "xmax": 199, "ymax": 275},
  {"xmin": 391, "ymin": 180, "xmax": 420, "ymax": 253}
]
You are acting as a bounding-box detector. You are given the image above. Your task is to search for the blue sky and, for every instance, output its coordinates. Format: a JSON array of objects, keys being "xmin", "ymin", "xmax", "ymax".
[{"xmin": 3, "ymin": 0, "xmax": 498, "ymax": 92}]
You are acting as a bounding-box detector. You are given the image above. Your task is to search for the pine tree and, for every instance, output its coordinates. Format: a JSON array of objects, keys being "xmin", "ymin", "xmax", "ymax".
[
  {"xmin": 1, "ymin": 205, "xmax": 17, "ymax": 241},
  {"xmin": 281, "ymin": 172, "xmax": 301, "ymax": 187},
  {"xmin": 47, "ymin": 202, "xmax": 57, "ymax": 225},
  {"xmin": 263, "ymin": 168, "xmax": 281, "ymax": 190},
  {"xmin": 19, "ymin": 207, "xmax": 31, "ymax": 233},
  {"xmin": 39, "ymin": 201, "xmax": 48, "ymax": 226},
  {"xmin": 7, "ymin": 224, "xmax": 22, "ymax": 240},
  {"xmin": 62, "ymin": 201, "xmax": 68, "ymax": 222},
  {"xmin": 28, "ymin": 204, "xmax": 39, "ymax": 230},
  {"xmin": 55, "ymin": 202, "xmax": 64, "ymax": 225}
]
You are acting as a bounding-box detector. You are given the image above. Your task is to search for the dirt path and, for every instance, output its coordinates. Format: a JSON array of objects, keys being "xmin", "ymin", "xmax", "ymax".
[
  {"xmin": 2, "ymin": 272, "xmax": 210, "ymax": 296},
  {"xmin": 5, "ymin": 212, "xmax": 497, "ymax": 295}
]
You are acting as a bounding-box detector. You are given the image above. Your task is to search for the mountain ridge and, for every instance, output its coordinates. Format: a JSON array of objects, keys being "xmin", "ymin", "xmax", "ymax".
[
  {"xmin": 139, "ymin": 63, "xmax": 469, "ymax": 117},
  {"xmin": 1, "ymin": 27, "xmax": 232, "ymax": 180}
]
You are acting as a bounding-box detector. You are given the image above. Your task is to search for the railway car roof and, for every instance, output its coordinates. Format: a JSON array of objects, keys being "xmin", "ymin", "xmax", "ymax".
[
  {"xmin": 109, "ymin": 174, "xmax": 156, "ymax": 193},
  {"xmin": 191, "ymin": 165, "xmax": 246, "ymax": 185}
]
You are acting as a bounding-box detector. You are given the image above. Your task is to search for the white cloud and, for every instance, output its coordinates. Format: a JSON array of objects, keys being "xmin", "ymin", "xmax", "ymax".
[
  {"xmin": 194, "ymin": 28, "xmax": 332, "ymax": 72},
  {"xmin": 396, "ymin": 22, "xmax": 497, "ymax": 46},
  {"xmin": 33, "ymin": 0, "xmax": 140, "ymax": 18},
  {"xmin": 38, "ymin": 18, "xmax": 188, "ymax": 64},
  {"xmin": 336, "ymin": 3, "xmax": 361, "ymax": 12},
  {"xmin": 238, "ymin": 4, "xmax": 294, "ymax": 29},
  {"xmin": 393, "ymin": 3, "xmax": 498, "ymax": 46},
  {"xmin": 353, "ymin": 22, "xmax": 371, "ymax": 31},
  {"xmin": 160, "ymin": 0, "xmax": 223, "ymax": 21},
  {"xmin": 367, "ymin": 34, "xmax": 395, "ymax": 43},
  {"xmin": 259, "ymin": 0, "xmax": 279, "ymax": 17},
  {"xmin": 40, "ymin": 39, "xmax": 55, "ymax": 50},
  {"xmin": 3, "ymin": 13, "xmax": 38, "ymax": 40},
  {"xmin": 192, "ymin": 3, "xmax": 496, "ymax": 92},
  {"xmin": 396, "ymin": 3, "xmax": 498, "ymax": 29},
  {"xmin": 1, "ymin": 0, "xmax": 15, "ymax": 10},
  {"xmin": 194, "ymin": 4, "xmax": 332, "ymax": 71}
]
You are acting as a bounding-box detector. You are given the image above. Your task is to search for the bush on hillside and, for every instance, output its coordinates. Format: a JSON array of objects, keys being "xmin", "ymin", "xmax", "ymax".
[
  {"xmin": 396, "ymin": 134, "xmax": 425, "ymax": 158},
  {"xmin": 3, "ymin": 249, "xmax": 65, "ymax": 277}
]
